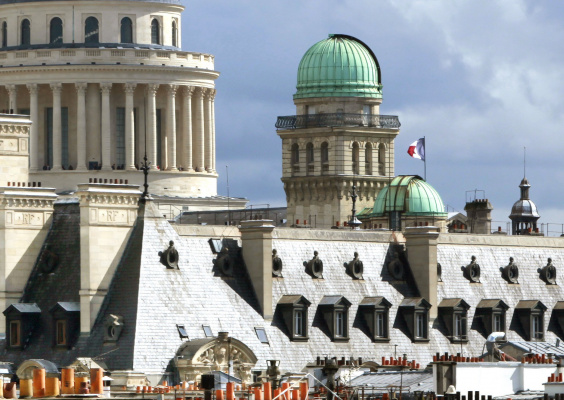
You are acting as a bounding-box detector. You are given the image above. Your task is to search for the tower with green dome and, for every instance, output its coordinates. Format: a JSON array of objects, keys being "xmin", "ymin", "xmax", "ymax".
[{"xmin": 276, "ymin": 34, "xmax": 400, "ymax": 228}]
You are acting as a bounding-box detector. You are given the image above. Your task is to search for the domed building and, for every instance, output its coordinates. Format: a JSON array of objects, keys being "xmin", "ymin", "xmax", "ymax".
[
  {"xmin": 509, "ymin": 177, "xmax": 541, "ymax": 235},
  {"xmin": 359, "ymin": 175, "xmax": 448, "ymax": 231},
  {"xmin": 276, "ymin": 34, "xmax": 400, "ymax": 229},
  {"xmin": 0, "ymin": 0, "xmax": 220, "ymax": 198}
]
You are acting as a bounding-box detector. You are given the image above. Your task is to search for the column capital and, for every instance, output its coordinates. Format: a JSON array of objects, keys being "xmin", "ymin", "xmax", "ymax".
[
  {"xmin": 124, "ymin": 83, "xmax": 137, "ymax": 94},
  {"xmin": 26, "ymin": 83, "xmax": 38, "ymax": 95},
  {"xmin": 168, "ymin": 84, "xmax": 178, "ymax": 96},
  {"xmin": 194, "ymin": 87, "xmax": 205, "ymax": 98},
  {"xmin": 205, "ymin": 88, "xmax": 217, "ymax": 100},
  {"xmin": 6, "ymin": 84, "xmax": 17, "ymax": 93},
  {"xmin": 146, "ymin": 83, "xmax": 159, "ymax": 96},
  {"xmin": 100, "ymin": 82, "xmax": 112, "ymax": 94},
  {"xmin": 183, "ymin": 85, "xmax": 195, "ymax": 97},
  {"xmin": 50, "ymin": 83, "xmax": 62, "ymax": 93},
  {"xmin": 75, "ymin": 82, "xmax": 88, "ymax": 93}
]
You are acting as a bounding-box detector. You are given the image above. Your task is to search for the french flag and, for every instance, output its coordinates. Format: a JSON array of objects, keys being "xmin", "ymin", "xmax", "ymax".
[{"xmin": 407, "ymin": 138, "xmax": 425, "ymax": 161}]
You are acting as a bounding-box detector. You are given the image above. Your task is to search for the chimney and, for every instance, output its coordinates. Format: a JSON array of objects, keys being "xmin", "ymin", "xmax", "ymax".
[{"xmin": 464, "ymin": 199, "xmax": 493, "ymax": 234}]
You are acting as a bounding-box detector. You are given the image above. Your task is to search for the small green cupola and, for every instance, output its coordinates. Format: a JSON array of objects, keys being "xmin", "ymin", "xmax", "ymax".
[{"xmin": 294, "ymin": 34, "xmax": 382, "ymax": 100}]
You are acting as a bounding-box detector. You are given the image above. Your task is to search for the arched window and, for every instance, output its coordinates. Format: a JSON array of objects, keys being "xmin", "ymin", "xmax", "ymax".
[
  {"xmin": 352, "ymin": 142, "xmax": 360, "ymax": 175},
  {"xmin": 50, "ymin": 17, "xmax": 63, "ymax": 45},
  {"xmin": 151, "ymin": 19, "xmax": 160, "ymax": 44},
  {"xmin": 84, "ymin": 17, "xmax": 99, "ymax": 44},
  {"xmin": 291, "ymin": 143, "xmax": 299, "ymax": 174},
  {"xmin": 1, "ymin": 21, "xmax": 7, "ymax": 48},
  {"xmin": 378, "ymin": 143, "xmax": 386, "ymax": 175},
  {"xmin": 306, "ymin": 142, "xmax": 314, "ymax": 174},
  {"xmin": 120, "ymin": 17, "xmax": 133, "ymax": 43},
  {"xmin": 321, "ymin": 141, "xmax": 329, "ymax": 173},
  {"xmin": 20, "ymin": 19, "xmax": 30, "ymax": 46},
  {"xmin": 172, "ymin": 20, "xmax": 177, "ymax": 47},
  {"xmin": 365, "ymin": 143, "xmax": 373, "ymax": 175}
]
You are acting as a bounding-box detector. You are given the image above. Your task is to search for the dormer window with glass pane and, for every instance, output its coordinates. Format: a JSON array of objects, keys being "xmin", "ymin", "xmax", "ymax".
[
  {"xmin": 399, "ymin": 298, "xmax": 431, "ymax": 342},
  {"xmin": 514, "ymin": 300, "xmax": 547, "ymax": 341},
  {"xmin": 439, "ymin": 298, "xmax": 470, "ymax": 343},
  {"xmin": 276, "ymin": 295, "xmax": 311, "ymax": 342},
  {"xmin": 50, "ymin": 302, "xmax": 80, "ymax": 348},
  {"xmin": 474, "ymin": 299, "xmax": 508, "ymax": 338},
  {"xmin": 317, "ymin": 295, "xmax": 351, "ymax": 342},
  {"xmin": 357, "ymin": 296, "xmax": 391, "ymax": 342},
  {"xmin": 3, "ymin": 303, "xmax": 41, "ymax": 349}
]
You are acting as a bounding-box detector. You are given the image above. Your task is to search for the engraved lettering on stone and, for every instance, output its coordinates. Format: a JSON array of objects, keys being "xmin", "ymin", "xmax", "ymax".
[{"xmin": 98, "ymin": 209, "xmax": 127, "ymax": 223}]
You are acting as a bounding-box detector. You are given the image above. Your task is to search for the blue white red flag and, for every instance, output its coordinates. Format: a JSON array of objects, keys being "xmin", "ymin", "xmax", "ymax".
[{"xmin": 407, "ymin": 138, "xmax": 425, "ymax": 161}]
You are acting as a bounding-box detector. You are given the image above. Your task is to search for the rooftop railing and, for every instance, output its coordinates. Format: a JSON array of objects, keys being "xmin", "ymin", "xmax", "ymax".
[{"xmin": 275, "ymin": 113, "xmax": 401, "ymax": 130}]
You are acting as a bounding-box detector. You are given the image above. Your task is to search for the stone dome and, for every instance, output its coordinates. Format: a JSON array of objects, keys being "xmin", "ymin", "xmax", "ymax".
[
  {"xmin": 294, "ymin": 34, "xmax": 382, "ymax": 100},
  {"xmin": 371, "ymin": 175, "xmax": 447, "ymax": 217},
  {"xmin": 509, "ymin": 177, "xmax": 540, "ymax": 219}
]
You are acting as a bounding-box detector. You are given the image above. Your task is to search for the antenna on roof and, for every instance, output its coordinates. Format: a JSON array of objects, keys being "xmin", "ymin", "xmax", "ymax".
[{"xmin": 523, "ymin": 146, "xmax": 526, "ymax": 178}]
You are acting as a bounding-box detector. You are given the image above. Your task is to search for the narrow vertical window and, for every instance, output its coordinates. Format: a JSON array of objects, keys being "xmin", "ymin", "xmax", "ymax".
[
  {"xmin": 2, "ymin": 21, "xmax": 7, "ymax": 48},
  {"xmin": 50, "ymin": 17, "xmax": 63, "ymax": 44},
  {"xmin": 376, "ymin": 312, "xmax": 386, "ymax": 338},
  {"xmin": 172, "ymin": 20, "xmax": 178, "ymax": 47},
  {"xmin": 416, "ymin": 313, "xmax": 426, "ymax": 338},
  {"xmin": 321, "ymin": 141, "xmax": 329, "ymax": 173},
  {"xmin": 494, "ymin": 313, "xmax": 502, "ymax": 332},
  {"xmin": 378, "ymin": 143, "xmax": 386, "ymax": 175},
  {"xmin": 151, "ymin": 19, "xmax": 160, "ymax": 45},
  {"xmin": 120, "ymin": 17, "xmax": 133, "ymax": 44},
  {"xmin": 294, "ymin": 310, "xmax": 303, "ymax": 337},
  {"xmin": 306, "ymin": 142, "xmax": 314, "ymax": 174},
  {"xmin": 116, "ymin": 107, "xmax": 126, "ymax": 168},
  {"xmin": 335, "ymin": 311, "xmax": 345, "ymax": 337},
  {"xmin": 291, "ymin": 143, "xmax": 299, "ymax": 174},
  {"xmin": 21, "ymin": 19, "xmax": 31, "ymax": 46},
  {"xmin": 532, "ymin": 314, "xmax": 543, "ymax": 339},
  {"xmin": 56, "ymin": 320, "xmax": 67, "ymax": 345},
  {"xmin": 85, "ymin": 17, "xmax": 99, "ymax": 44},
  {"xmin": 352, "ymin": 142, "xmax": 359, "ymax": 174},
  {"xmin": 365, "ymin": 143, "xmax": 373, "ymax": 175},
  {"xmin": 9, "ymin": 321, "xmax": 20, "ymax": 347}
]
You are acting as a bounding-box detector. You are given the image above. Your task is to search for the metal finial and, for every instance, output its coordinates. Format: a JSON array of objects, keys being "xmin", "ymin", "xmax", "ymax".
[{"xmin": 141, "ymin": 153, "xmax": 151, "ymax": 200}]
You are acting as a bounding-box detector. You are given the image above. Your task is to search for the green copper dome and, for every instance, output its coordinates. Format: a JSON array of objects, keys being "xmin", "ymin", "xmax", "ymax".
[
  {"xmin": 371, "ymin": 176, "xmax": 447, "ymax": 217},
  {"xmin": 294, "ymin": 34, "xmax": 382, "ymax": 100}
]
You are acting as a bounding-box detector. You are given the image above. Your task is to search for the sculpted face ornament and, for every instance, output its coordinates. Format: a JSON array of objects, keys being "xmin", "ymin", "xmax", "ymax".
[
  {"xmin": 462, "ymin": 255, "xmax": 481, "ymax": 283},
  {"xmin": 304, "ymin": 251, "xmax": 323, "ymax": 278},
  {"xmin": 538, "ymin": 257, "xmax": 557, "ymax": 285},
  {"xmin": 272, "ymin": 249, "xmax": 283, "ymax": 277},
  {"xmin": 345, "ymin": 252, "xmax": 364, "ymax": 280},
  {"xmin": 501, "ymin": 257, "xmax": 519, "ymax": 284}
]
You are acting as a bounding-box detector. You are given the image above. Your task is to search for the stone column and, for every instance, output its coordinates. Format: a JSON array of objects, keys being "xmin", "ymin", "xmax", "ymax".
[
  {"xmin": 26, "ymin": 84, "xmax": 39, "ymax": 172},
  {"xmin": 181, "ymin": 86, "xmax": 194, "ymax": 172},
  {"xmin": 6, "ymin": 85, "xmax": 17, "ymax": 114},
  {"xmin": 146, "ymin": 84, "xmax": 159, "ymax": 169},
  {"xmin": 124, "ymin": 83, "xmax": 137, "ymax": 171},
  {"xmin": 50, "ymin": 83, "xmax": 63, "ymax": 171},
  {"xmin": 204, "ymin": 89, "xmax": 213, "ymax": 172},
  {"xmin": 166, "ymin": 84, "xmax": 178, "ymax": 171},
  {"xmin": 75, "ymin": 83, "xmax": 88, "ymax": 171},
  {"xmin": 404, "ymin": 226, "xmax": 440, "ymax": 319},
  {"xmin": 193, "ymin": 88, "xmax": 205, "ymax": 172},
  {"xmin": 86, "ymin": 84, "xmax": 101, "ymax": 167},
  {"xmin": 210, "ymin": 89, "xmax": 216, "ymax": 173},
  {"xmin": 100, "ymin": 83, "xmax": 112, "ymax": 171}
]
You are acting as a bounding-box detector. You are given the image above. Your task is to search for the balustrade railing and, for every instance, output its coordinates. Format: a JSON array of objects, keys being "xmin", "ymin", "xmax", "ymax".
[{"xmin": 276, "ymin": 113, "xmax": 400, "ymax": 129}]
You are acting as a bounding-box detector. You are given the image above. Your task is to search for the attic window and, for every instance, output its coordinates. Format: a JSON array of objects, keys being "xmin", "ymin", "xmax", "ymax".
[
  {"xmin": 439, "ymin": 299, "xmax": 470, "ymax": 343},
  {"xmin": 276, "ymin": 295, "xmax": 311, "ymax": 342},
  {"xmin": 49, "ymin": 302, "xmax": 80, "ymax": 349},
  {"xmin": 177, "ymin": 324, "xmax": 189, "ymax": 339},
  {"xmin": 56, "ymin": 320, "xmax": 67, "ymax": 346},
  {"xmin": 514, "ymin": 300, "xmax": 547, "ymax": 341},
  {"xmin": 399, "ymin": 298, "xmax": 431, "ymax": 342},
  {"xmin": 475, "ymin": 299, "xmax": 508, "ymax": 337},
  {"xmin": 202, "ymin": 325, "xmax": 213, "ymax": 337},
  {"xmin": 9, "ymin": 321, "xmax": 20, "ymax": 347},
  {"xmin": 3, "ymin": 303, "xmax": 41, "ymax": 349},
  {"xmin": 357, "ymin": 296, "xmax": 392, "ymax": 342},
  {"xmin": 255, "ymin": 327, "xmax": 269, "ymax": 344},
  {"xmin": 317, "ymin": 295, "xmax": 351, "ymax": 342}
]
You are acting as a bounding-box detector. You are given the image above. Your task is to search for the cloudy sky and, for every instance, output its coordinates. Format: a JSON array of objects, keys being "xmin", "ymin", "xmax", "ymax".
[{"xmin": 182, "ymin": 0, "xmax": 564, "ymax": 234}]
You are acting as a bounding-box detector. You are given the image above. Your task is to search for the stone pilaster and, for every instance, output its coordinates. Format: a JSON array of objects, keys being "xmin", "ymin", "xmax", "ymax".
[
  {"xmin": 124, "ymin": 83, "xmax": 137, "ymax": 171},
  {"xmin": 404, "ymin": 226, "xmax": 440, "ymax": 319},
  {"xmin": 240, "ymin": 220, "xmax": 275, "ymax": 320},
  {"xmin": 193, "ymin": 87, "xmax": 205, "ymax": 172},
  {"xmin": 182, "ymin": 86, "xmax": 194, "ymax": 172},
  {"xmin": 26, "ymin": 84, "xmax": 38, "ymax": 172},
  {"xmin": 50, "ymin": 83, "xmax": 63, "ymax": 171},
  {"xmin": 77, "ymin": 183, "xmax": 141, "ymax": 334},
  {"xmin": 100, "ymin": 83, "xmax": 112, "ymax": 171},
  {"xmin": 75, "ymin": 83, "xmax": 88, "ymax": 171},
  {"xmin": 146, "ymin": 84, "xmax": 159, "ymax": 170},
  {"xmin": 0, "ymin": 187, "xmax": 57, "ymax": 334},
  {"xmin": 166, "ymin": 84, "xmax": 178, "ymax": 171}
]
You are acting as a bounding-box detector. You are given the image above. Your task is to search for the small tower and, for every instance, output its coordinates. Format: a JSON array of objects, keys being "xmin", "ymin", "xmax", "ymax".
[
  {"xmin": 509, "ymin": 178, "xmax": 540, "ymax": 235},
  {"xmin": 276, "ymin": 34, "xmax": 400, "ymax": 229}
]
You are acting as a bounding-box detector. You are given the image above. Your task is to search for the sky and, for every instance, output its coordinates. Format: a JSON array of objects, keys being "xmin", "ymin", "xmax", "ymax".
[{"xmin": 182, "ymin": 0, "xmax": 564, "ymax": 234}]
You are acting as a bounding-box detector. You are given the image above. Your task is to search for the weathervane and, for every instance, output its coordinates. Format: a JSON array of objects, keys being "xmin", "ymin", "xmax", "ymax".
[
  {"xmin": 140, "ymin": 153, "xmax": 151, "ymax": 200},
  {"xmin": 348, "ymin": 185, "xmax": 361, "ymax": 230}
]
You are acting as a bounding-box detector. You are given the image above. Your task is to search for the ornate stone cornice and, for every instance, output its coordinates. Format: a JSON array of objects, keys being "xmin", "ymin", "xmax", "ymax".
[
  {"xmin": 79, "ymin": 194, "xmax": 140, "ymax": 206},
  {"xmin": 0, "ymin": 123, "xmax": 30, "ymax": 136}
]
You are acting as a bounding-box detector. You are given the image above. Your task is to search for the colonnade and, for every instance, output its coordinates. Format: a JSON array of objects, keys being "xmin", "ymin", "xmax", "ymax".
[{"xmin": 4, "ymin": 82, "xmax": 216, "ymax": 174}]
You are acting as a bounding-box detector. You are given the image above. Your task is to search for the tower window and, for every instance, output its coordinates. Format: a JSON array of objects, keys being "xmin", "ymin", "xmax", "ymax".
[
  {"xmin": 85, "ymin": 17, "xmax": 99, "ymax": 44},
  {"xmin": 306, "ymin": 142, "xmax": 314, "ymax": 174},
  {"xmin": 21, "ymin": 19, "xmax": 31, "ymax": 46},
  {"xmin": 120, "ymin": 17, "xmax": 133, "ymax": 44},
  {"xmin": 365, "ymin": 143, "xmax": 373, "ymax": 175},
  {"xmin": 151, "ymin": 19, "xmax": 160, "ymax": 45},
  {"xmin": 49, "ymin": 17, "xmax": 63, "ymax": 45},
  {"xmin": 378, "ymin": 143, "xmax": 386, "ymax": 175},
  {"xmin": 172, "ymin": 20, "xmax": 178, "ymax": 47},
  {"xmin": 1, "ymin": 21, "xmax": 7, "ymax": 48},
  {"xmin": 352, "ymin": 142, "xmax": 359, "ymax": 175},
  {"xmin": 291, "ymin": 143, "xmax": 299, "ymax": 174},
  {"xmin": 321, "ymin": 141, "xmax": 329, "ymax": 173}
]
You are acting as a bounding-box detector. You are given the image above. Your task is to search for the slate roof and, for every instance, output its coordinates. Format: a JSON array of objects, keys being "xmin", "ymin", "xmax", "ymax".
[
  {"xmin": 350, "ymin": 371, "xmax": 433, "ymax": 393},
  {"xmin": 500, "ymin": 341, "xmax": 564, "ymax": 358},
  {"xmin": 50, "ymin": 302, "xmax": 80, "ymax": 313},
  {"xmin": 476, "ymin": 299, "xmax": 508, "ymax": 309},
  {"xmin": 3, "ymin": 303, "xmax": 41, "ymax": 314}
]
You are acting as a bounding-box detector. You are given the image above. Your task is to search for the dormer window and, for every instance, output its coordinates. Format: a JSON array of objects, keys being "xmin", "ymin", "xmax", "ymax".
[
  {"xmin": 399, "ymin": 298, "xmax": 431, "ymax": 342},
  {"xmin": 3, "ymin": 303, "xmax": 41, "ymax": 349},
  {"xmin": 49, "ymin": 302, "xmax": 80, "ymax": 348},
  {"xmin": 475, "ymin": 299, "xmax": 508, "ymax": 338},
  {"xmin": 318, "ymin": 295, "xmax": 351, "ymax": 342},
  {"xmin": 277, "ymin": 295, "xmax": 311, "ymax": 342},
  {"xmin": 514, "ymin": 300, "xmax": 547, "ymax": 341},
  {"xmin": 439, "ymin": 299, "xmax": 470, "ymax": 343},
  {"xmin": 551, "ymin": 301, "xmax": 564, "ymax": 339},
  {"xmin": 357, "ymin": 296, "xmax": 391, "ymax": 342}
]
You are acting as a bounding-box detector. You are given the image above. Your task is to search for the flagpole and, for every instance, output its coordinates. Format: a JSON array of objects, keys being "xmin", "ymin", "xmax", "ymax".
[{"xmin": 424, "ymin": 136, "xmax": 426, "ymax": 181}]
